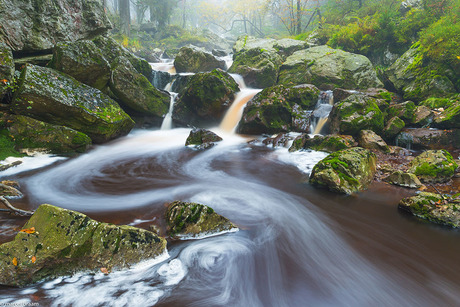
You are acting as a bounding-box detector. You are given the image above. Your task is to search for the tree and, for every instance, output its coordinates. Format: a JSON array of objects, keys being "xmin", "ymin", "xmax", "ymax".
[
  {"xmin": 269, "ymin": 0, "xmax": 320, "ymax": 35},
  {"xmin": 119, "ymin": 0, "xmax": 131, "ymax": 36}
]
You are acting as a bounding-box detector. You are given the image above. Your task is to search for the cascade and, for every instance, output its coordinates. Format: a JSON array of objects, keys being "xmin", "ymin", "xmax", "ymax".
[
  {"xmin": 310, "ymin": 91, "xmax": 334, "ymax": 134},
  {"xmin": 160, "ymin": 92, "xmax": 178, "ymax": 130}
]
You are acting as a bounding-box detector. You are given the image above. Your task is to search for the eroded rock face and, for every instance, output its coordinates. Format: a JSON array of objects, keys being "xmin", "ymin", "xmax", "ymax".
[
  {"xmin": 185, "ymin": 128, "xmax": 223, "ymax": 150},
  {"xmin": 174, "ymin": 46, "xmax": 226, "ymax": 73},
  {"xmin": 289, "ymin": 134, "xmax": 356, "ymax": 153},
  {"xmin": 165, "ymin": 201, "xmax": 237, "ymax": 239},
  {"xmin": 278, "ymin": 46, "xmax": 383, "ymax": 89},
  {"xmin": 0, "ymin": 43, "xmax": 14, "ymax": 101},
  {"xmin": 0, "ymin": 204, "xmax": 166, "ymax": 287},
  {"xmin": 399, "ymin": 192, "xmax": 460, "ymax": 228},
  {"xmin": 407, "ymin": 150, "xmax": 458, "ymax": 183},
  {"xmin": 309, "ymin": 147, "xmax": 377, "ymax": 194},
  {"xmin": 11, "ymin": 64, "xmax": 134, "ymax": 143},
  {"xmin": 384, "ymin": 170, "xmax": 422, "ymax": 188},
  {"xmin": 0, "ymin": 0, "xmax": 111, "ymax": 52}
]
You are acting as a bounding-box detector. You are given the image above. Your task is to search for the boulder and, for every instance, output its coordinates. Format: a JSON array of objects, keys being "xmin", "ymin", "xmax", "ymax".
[
  {"xmin": 407, "ymin": 150, "xmax": 458, "ymax": 183},
  {"xmin": 172, "ymin": 69, "xmax": 239, "ymax": 127},
  {"xmin": 386, "ymin": 45, "xmax": 457, "ymax": 101},
  {"xmin": 185, "ymin": 128, "xmax": 223, "ymax": 150},
  {"xmin": 0, "ymin": 204, "xmax": 166, "ymax": 286},
  {"xmin": 398, "ymin": 192, "xmax": 460, "ymax": 228},
  {"xmin": 174, "ymin": 46, "xmax": 226, "ymax": 73},
  {"xmin": 273, "ymin": 38, "xmax": 308, "ymax": 58},
  {"xmin": 11, "ymin": 64, "xmax": 134, "ymax": 143},
  {"xmin": 309, "ymin": 147, "xmax": 377, "ymax": 194},
  {"xmin": 238, "ymin": 84, "xmax": 320, "ymax": 135},
  {"xmin": 328, "ymin": 94, "xmax": 385, "ymax": 136},
  {"xmin": 49, "ymin": 40, "xmax": 111, "ymax": 90},
  {"xmin": 109, "ymin": 57, "xmax": 170, "ymax": 117},
  {"xmin": 0, "ymin": 43, "xmax": 14, "ymax": 102},
  {"xmin": 233, "ymin": 36, "xmax": 277, "ymax": 54},
  {"xmin": 412, "ymin": 105, "xmax": 433, "ymax": 127},
  {"xmin": 278, "ymin": 46, "xmax": 383, "ymax": 89},
  {"xmin": 165, "ymin": 201, "xmax": 237, "ymax": 239},
  {"xmin": 262, "ymin": 133, "xmax": 292, "ymax": 148},
  {"xmin": 433, "ymin": 102, "xmax": 460, "ymax": 129},
  {"xmin": 384, "ymin": 170, "xmax": 422, "ymax": 188},
  {"xmin": 228, "ymin": 48, "xmax": 283, "ymax": 88},
  {"xmin": 386, "ymin": 101, "xmax": 416, "ymax": 124},
  {"xmin": 171, "ymin": 74, "xmax": 194, "ymax": 93},
  {"xmin": 151, "ymin": 70, "xmax": 172, "ymax": 91},
  {"xmin": 289, "ymin": 134, "xmax": 356, "ymax": 153},
  {"xmin": 382, "ymin": 116, "xmax": 405, "ymax": 140},
  {"xmin": 0, "ymin": 0, "xmax": 111, "ymax": 52},
  {"xmin": 395, "ymin": 128, "xmax": 460, "ymax": 150},
  {"xmin": 358, "ymin": 130, "xmax": 390, "ymax": 153}
]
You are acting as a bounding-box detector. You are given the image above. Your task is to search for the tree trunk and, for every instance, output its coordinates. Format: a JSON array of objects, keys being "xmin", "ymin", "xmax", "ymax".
[
  {"xmin": 114, "ymin": 0, "xmax": 118, "ymax": 13},
  {"xmin": 119, "ymin": 0, "xmax": 130, "ymax": 36},
  {"xmin": 296, "ymin": 0, "xmax": 302, "ymax": 35},
  {"xmin": 182, "ymin": 0, "xmax": 186, "ymax": 28}
]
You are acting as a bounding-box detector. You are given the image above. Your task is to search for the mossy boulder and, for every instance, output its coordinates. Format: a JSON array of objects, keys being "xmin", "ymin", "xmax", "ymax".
[
  {"xmin": 109, "ymin": 57, "xmax": 170, "ymax": 117},
  {"xmin": 0, "ymin": 204, "xmax": 167, "ymax": 287},
  {"xmin": 238, "ymin": 84, "xmax": 320, "ymax": 135},
  {"xmin": 382, "ymin": 116, "xmax": 405, "ymax": 140},
  {"xmin": 165, "ymin": 201, "xmax": 237, "ymax": 239},
  {"xmin": 358, "ymin": 130, "xmax": 390, "ymax": 153},
  {"xmin": 11, "ymin": 64, "xmax": 134, "ymax": 143},
  {"xmin": 328, "ymin": 94, "xmax": 385, "ymax": 136},
  {"xmin": 172, "ymin": 69, "xmax": 239, "ymax": 127},
  {"xmin": 395, "ymin": 128, "xmax": 460, "ymax": 150},
  {"xmin": 433, "ymin": 102, "xmax": 460, "ymax": 129},
  {"xmin": 0, "ymin": 43, "xmax": 14, "ymax": 101},
  {"xmin": 398, "ymin": 192, "xmax": 460, "ymax": 228},
  {"xmin": 0, "ymin": 0, "xmax": 111, "ymax": 52},
  {"xmin": 174, "ymin": 46, "xmax": 226, "ymax": 73},
  {"xmin": 386, "ymin": 45, "xmax": 457, "ymax": 101},
  {"xmin": 384, "ymin": 171, "xmax": 422, "ymax": 189},
  {"xmin": 185, "ymin": 128, "xmax": 223, "ymax": 150},
  {"xmin": 309, "ymin": 147, "xmax": 377, "ymax": 194},
  {"xmin": 408, "ymin": 150, "xmax": 457, "ymax": 183},
  {"xmin": 49, "ymin": 40, "xmax": 111, "ymax": 90},
  {"xmin": 233, "ymin": 36, "xmax": 277, "ymax": 54},
  {"xmin": 386, "ymin": 101, "xmax": 416, "ymax": 124},
  {"xmin": 289, "ymin": 134, "xmax": 356, "ymax": 153},
  {"xmin": 278, "ymin": 45, "xmax": 383, "ymax": 89},
  {"xmin": 273, "ymin": 38, "xmax": 309, "ymax": 58},
  {"xmin": 228, "ymin": 48, "xmax": 283, "ymax": 88}
]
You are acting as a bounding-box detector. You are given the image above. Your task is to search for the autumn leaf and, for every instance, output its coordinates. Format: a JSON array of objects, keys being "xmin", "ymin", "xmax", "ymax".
[
  {"xmin": 0, "ymin": 79, "xmax": 7, "ymax": 84},
  {"xmin": 12, "ymin": 257, "xmax": 18, "ymax": 266},
  {"xmin": 100, "ymin": 267, "xmax": 109, "ymax": 275},
  {"xmin": 20, "ymin": 227, "xmax": 35, "ymax": 234},
  {"xmin": 31, "ymin": 256, "xmax": 36, "ymax": 264},
  {"xmin": 457, "ymin": 56, "xmax": 460, "ymax": 60}
]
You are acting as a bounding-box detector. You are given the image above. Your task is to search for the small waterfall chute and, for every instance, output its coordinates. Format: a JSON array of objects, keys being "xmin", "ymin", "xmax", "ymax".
[
  {"xmin": 310, "ymin": 91, "xmax": 334, "ymax": 135},
  {"xmin": 160, "ymin": 92, "xmax": 178, "ymax": 130}
]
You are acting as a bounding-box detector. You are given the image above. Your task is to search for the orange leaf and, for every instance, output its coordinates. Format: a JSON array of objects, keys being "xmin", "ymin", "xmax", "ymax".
[
  {"xmin": 100, "ymin": 267, "xmax": 109, "ymax": 275},
  {"xmin": 31, "ymin": 256, "xmax": 36, "ymax": 264},
  {"xmin": 20, "ymin": 227, "xmax": 35, "ymax": 234},
  {"xmin": 12, "ymin": 257, "xmax": 17, "ymax": 266}
]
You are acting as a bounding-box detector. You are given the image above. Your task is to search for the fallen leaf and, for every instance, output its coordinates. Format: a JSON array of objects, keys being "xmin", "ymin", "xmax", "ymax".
[
  {"xmin": 100, "ymin": 267, "xmax": 109, "ymax": 275},
  {"xmin": 12, "ymin": 257, "xmax": 17, "ymax": 266},
  {"xmin": 20, "ymin": 227, "xmax": 35, "ymax": 234},
  {"xmin": 31, "ymin": 256, "xmax": 36, "ymax": 263}
]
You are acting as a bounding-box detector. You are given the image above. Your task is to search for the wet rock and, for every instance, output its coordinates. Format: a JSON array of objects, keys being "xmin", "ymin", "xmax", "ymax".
[
  {"xmin": 174, "ymin": 46, "xmax": 226, "ymax": 73},
  {"xmin": 185, "ymin": 128, "xmax": 223, "ymax": 150},
  {"xmin": 49, "ymin": 40, "xmax": 111, "ymax": 91},
  {"xmin": 395, "ymin": 128, "xmax": 460, "ymax": 150},
  {"xmin": 358, "ymin": 130, "xmax": 390, "ymax": 153},
  {"xmin": 0, "ymin": 43, "xmax": 14, "ymax": 102},
  {"xmin": 11, "ymin": 64, "xmax": 134, "ymax": 143},
  {"xmin": 333, "ymin": 88, "xmax": 395, "ymax": 104},
  {"xmin": 382, "ymin": 116, "xmax": 405, "ymax": 140},
  {"xmin": 278, "ymin": 45, "xmax": 383, "ymax": 89},
  {"xmin": 262, "ymin": 133, "xmax": 292, "ymax": 148},
  {"xmin": 170, "ymin": 74, "xmax": 194, "ymax": 93},
  {"xmin": 0, "ymin": 204, "xmax": 167, "ymax": 287},
  {"xmin": 151, "ymin": 70, "xmax": 171, "ymax": 91},
  {"xmin": 412, "ymin": 105, "xmax": 433, "ymax": 127},
  {"xmin": 289, "ymin": 134, "xmax": 356, "ymax": 153},
  {"xmin": 398, "ymin": 192, "xmax": 460, "ymax": 228},
  {"xmin": 328, "ymin": 94, "xmax": 384, "ymax": 136},
  {"xmin": 309, "ymin": 147, "xmax": 377, "ymax": 194},
  {"xmin": 212, "ymin": 49, "xmax": 227, "ymax": 57},
  {"xmin": 384, "ymin": 170, "xmax": 422, "ymax": 188},
  {"xmin": 172, "ymin": 69, "xmax": 239, "ymax": 127},
  {"xmin": 109, "ymin": 57, "xmax": 170, "ymax": 117},
  {"xmin": 0, "ymin": 0, "xmax": 111, "ymax": 52},
  {"xmin": 407, "ymin": 150, "xmax": 458, "ymax": 183},
  {"xmin": 433, "ymin": 101, "xmax": 460, "ymax": 129},
  {"xmin": 165, "ymin": 201, "xmax": 237, "ymax": 239},
  {"xmin": 238, "ymin": 84, "xmax": 320, "ymax": 135}
]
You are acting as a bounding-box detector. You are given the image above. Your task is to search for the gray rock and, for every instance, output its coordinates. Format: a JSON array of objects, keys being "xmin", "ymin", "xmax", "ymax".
[
  {"xmin": 383, "ymin": 117, "xmax": 405, "ymax": 140},
  {"xmin": 384, "ymin": 170, "xmax": 422, "ymax": 188},
  {"xmin": 358, "ymin": 130, "xmax": 390, "ymax": 153},
  {"xmin": 185, "ymin": 128, "xmax": 223, "ymax": 150},
  {"xmin": 174, "ymin": 46, "xmax": 226, "ymax": 73},
  {"xmin": 395, "ymin": 128, "xmax": 460, "ymax": 150}
]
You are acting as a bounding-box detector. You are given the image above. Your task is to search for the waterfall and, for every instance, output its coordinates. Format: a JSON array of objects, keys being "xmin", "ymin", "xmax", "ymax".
[
  {"xmin": 310, "ymin": 91, "xmax": 334, "ymax": 135},
  {"xmin": 160, "ymin": 92, "xmax": 178, "ymax": 130}
]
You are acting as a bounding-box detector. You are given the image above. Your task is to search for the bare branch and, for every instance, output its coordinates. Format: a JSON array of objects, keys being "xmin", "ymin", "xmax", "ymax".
[{"xmin": 0, "ymin": 196, "xmax": 34, "ymax": 216}]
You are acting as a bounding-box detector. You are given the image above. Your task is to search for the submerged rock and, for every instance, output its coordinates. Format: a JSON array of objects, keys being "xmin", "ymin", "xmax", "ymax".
[
  {"xmin": 185, "ymin": 128, "xmax": 223, "ymax": 150},
  {"xmin": 289, "ymin": 134, "xmax": 356, "ymax": 153},
  {"xmin": 407, "ymin": 150, "xmax": 457, "ymax": 183},
  {"xmin": 399, "ymin": 192, "xmax": 460, "ymax": 228},
  {"xmin": 358, "ymin": 130, "xmax": 390, "ymax": 153},
  {"xmin": 0, "ymin": 204, "xmax": 167, "ymax": 287},
  {"xmin": 384, "ymin": 170, "xmax": 422, "ymax": 189},
  {"xmin": 11, "ymin": 64, "xmax": 134, "ymax": 143},
  {"xmin": 309, "ymin": 147, "xmax": 377, "ymax": 194},
  {"xmin": 165, "ymin": 201, "xmax": 237, "ymax": 239},
  {"xmin": 0, "ymin": 43, "xmax": 14, "ymax": 102},
  {"xmin": 174, "ymin": 46, "xmax": 226, "ymax": 73}
]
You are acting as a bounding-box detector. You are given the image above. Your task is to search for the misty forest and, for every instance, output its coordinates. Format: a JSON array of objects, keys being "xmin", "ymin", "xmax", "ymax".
[{"xmin": 0, "ymin": 0, "xmax": 460, "ymax": 305}]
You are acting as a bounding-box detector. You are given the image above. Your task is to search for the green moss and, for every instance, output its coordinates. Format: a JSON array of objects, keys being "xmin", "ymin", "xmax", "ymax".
[{"xmin": 0, "ymin": 129, "xmax": 24, "ymax": 160}]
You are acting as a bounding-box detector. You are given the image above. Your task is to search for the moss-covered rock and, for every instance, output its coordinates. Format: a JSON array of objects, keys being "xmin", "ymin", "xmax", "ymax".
[
  {"xmin": 433, "ymin": 102, "xmax": 460, "ymax": 129},
  {"xmin": 358, "ymin": 130, "xmax": 390, "ymax": 153},
  {"xmin": 412, "ymin": 105, "xmax": 433, "ymax": 127},
  {"xmin": 109, "ymin": 57, "xmax": 170, "ymax": 117},
  {"xmin": 398, "ymin": 192, "xmax": 460, "ymax": 228},
  {"xmin": 0, "ymin": 204, "xmax": 166, "ymax": 287},
  {"xmin": 174, "ymin": 46, "xmax": 226, "ymax": 73},
  {"xmin": 238, "ymin": 84, "xmax": 320, "ymax": 135},
  {"xmin": 11, "ymin": 64, "xmax": 134, "ymax": 143},
  {"xmin": 0, "ymin": 43, "xmax": 14, "ymax": 102},
  {"xmin": 0, "ymin": 0, "xmax": 111, "ymax": 52},
  {"xmin": 172, "ymin": 69, "xmax": 239, "ymax": 127},
  {"xmin": 278, "ymin": 46, "xmax": 383, "ymax": 89},
  {"xmin": 289, "ymin": 134, "xmax": 356, "ymax": 153},
  {"xmin": 408, "ymin": 150, "xmax": 458, "ymax": 183},
  {"xmin": 385, "ymin": 101, "xmax": 416, "ymax": 124},
  {"xmin": 228, "ymin": 48, "xmax": 283, "ymax": 88},
  {"xmin": 384, "ymin": 170, "xmax": 422, "ymax": 189},
  {"xmin": 6, "ymin": 115, "xmax": 91, "ymax": 154},
  {"xmin": 165, "ymin": 201, "xmax": 237, "ymax": 239},
  {"xmin": 395, "ymin": 128, "xmax": 460, "ymax": 150},
  {"xmin": 185, "ymin": 128, "xmax": 223, "ymax": 150},
  {"xmin": 273, "ymin": 38, "xmax": 309, "ymax": 58},
  {"xmin": 49, "ymin": 40, "xmax": 110, "ymax": 90},
  {"xmin": 309, "ymin": 147, "xmax": 377, "ymax": 194},
  {"xmin": 233, "ymin": 36, "xmax": 277, "ymax": 54},
  {"xmin": 328, "ymin": 94, "xmax": 385, "ymax": 136},
  {"xmin": 382, "ymin": 116, "xmax": 405, "ymax": 140}
]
